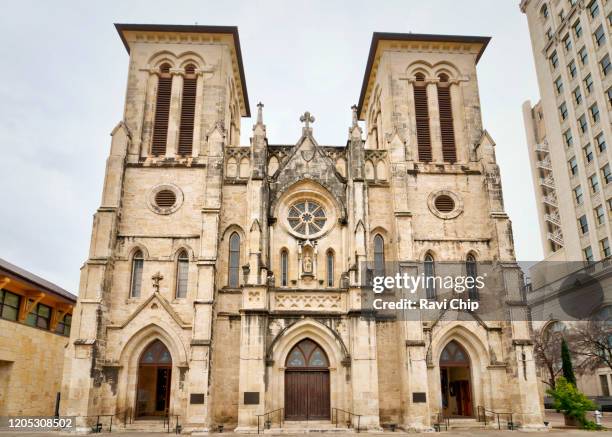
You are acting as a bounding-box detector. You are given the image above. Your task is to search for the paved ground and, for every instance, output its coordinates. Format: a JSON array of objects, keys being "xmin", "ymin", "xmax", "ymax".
[{"xmin": 1, "ymin": 411, "xmax": 610, "ymax": 435}]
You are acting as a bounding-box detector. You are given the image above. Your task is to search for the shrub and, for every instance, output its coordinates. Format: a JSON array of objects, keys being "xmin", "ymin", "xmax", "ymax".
[{"xmin": 546, "ymin": 377, "xmax": 600, "ymax": 429}]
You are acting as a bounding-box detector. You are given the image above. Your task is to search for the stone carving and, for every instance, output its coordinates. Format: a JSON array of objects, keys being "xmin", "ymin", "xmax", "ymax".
[
  {"xmin": 274, "ymin": 294, "xmax": 342, "ymax": 311},
  {"xmin": 303, "ymin": 255, "xmax": 313, "ymax": 273}
]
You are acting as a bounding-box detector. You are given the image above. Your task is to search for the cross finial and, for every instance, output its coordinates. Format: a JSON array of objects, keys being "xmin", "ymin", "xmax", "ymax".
[
  {"xmin": 351, "ymin": 104, "xmax": 358, "ymax": 128},
  {"xmin": 256, "ymin": 102, "xmax": 264, "ymax": 125},
  {"xmin": 152, "ymin": 271, "xmax": 164, "ymax": 293},
  {"xmin": 300, "ymin": 111, "xmax": 315, "ymax": 131}
]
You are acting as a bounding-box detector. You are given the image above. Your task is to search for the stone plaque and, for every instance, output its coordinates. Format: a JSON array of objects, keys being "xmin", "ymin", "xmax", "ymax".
[
  {"xmin": 412, "ymin": 392, "xmax": 426, "ymax": 403},
  {"xmin": 244, "ymin": 392, "xmax": 260, "ymax": 405},
  {"xmin": 190, "ymin": 393, "xmax": 205, "ymax": 404}
]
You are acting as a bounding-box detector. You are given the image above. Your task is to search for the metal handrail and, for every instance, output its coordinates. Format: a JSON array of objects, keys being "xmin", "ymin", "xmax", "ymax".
[
  {"xmin": 433, "ymin": 413, "xmax": 449, "ymax": 432},
  {"xmin": 477, "ymin": 406, "xmax": 515, "ymax": 430},
  {"xmin": 332, "ymin": 407, "xmax": 361, "ymax": 433},
  {"xmin": 163, "ymin": 414, "xmax": 181, "ymax": 434},
  {"xmin": 82, "ymin": 414, "xmax": 115, "ymax": 433},
  {"xmin": 256, "ymin": 408, "xmax": 284, "ymax": 434}
]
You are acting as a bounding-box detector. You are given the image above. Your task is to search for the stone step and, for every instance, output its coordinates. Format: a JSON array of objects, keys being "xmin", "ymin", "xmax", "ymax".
[
  {"xmin": 265, "ymin": 420, "xmax": 354, "ymax": 433},
  {"xmin": 120, "ymin": 420, "xmax": 171, "ymax": 432},
  {"xmin": 447, "ymin": 418, "xmax": 485, "ymax": 430}
]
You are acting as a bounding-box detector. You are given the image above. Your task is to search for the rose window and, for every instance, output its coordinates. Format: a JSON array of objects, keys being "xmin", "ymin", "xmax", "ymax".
[{"xmin": 287, "ymin": 200, "xmax": 327, "ymax": 236}]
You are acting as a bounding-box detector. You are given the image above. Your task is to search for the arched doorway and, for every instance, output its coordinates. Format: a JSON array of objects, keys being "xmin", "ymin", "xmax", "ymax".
[
  {"xmin": 439, "ymin": 340, "xmax": 473, "ymax": 417},
  {"xmin": 136, "ymin": 340, "xmax": 172, "ymax": 418},
  {"xmin": 284, "ymin": 339, "xmax": 330, "ymax": 420}
]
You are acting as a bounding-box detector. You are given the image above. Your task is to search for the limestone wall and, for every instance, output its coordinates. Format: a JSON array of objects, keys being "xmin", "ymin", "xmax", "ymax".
[{"xmin": 0, "ymin": 319, "xmax": 69, "ymax": 416}]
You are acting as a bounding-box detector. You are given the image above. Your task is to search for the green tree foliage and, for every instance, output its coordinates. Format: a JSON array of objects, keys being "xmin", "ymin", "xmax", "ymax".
[
  {"xmin": 547, "ymin": 377, "xmax": 599, "ymax": 429},
  {"xmin": 561, "ymin": 339, "xmax": 577, "ymax": 386}
]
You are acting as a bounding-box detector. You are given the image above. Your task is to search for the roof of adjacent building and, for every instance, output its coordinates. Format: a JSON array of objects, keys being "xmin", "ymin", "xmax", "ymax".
[
  {"xmin": 0, "ymin": 258, "xmax": 76, "ymax": 303},
  {"xmin": 114, "ymin": 23, "xmax": 251, "ymax": 117},
  {"xmin": 357, "ymin": 32, "xmax": 491, "ymax": 120}
]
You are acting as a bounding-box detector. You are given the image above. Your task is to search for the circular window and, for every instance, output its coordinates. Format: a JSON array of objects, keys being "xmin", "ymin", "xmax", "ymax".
[
  {"xmin": 427, "ymin": 190, "xmax": 463, "ymax": 220},
  {"xmin": 434, "ymin": 195, "xmax": 455, "ymax": 213},
  {"xmin": 148, "ymin": 184, "xmax": 183, "ymax": 215},
  {"xmin": 155, "ymin": 190, "xmax": 177, "ymax": 208},
  {"xmin": 287, "ymin": 200, "xmax": 327, "ymax": 236}
]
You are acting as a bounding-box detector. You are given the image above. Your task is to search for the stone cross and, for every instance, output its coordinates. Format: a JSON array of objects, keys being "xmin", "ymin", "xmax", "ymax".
[
  {"xmin": 351, "ymin": 104, "xmax": 358, "ymax": 128},
  {"xmin": 300, "ymin": 111, "xmax": 315, "ymax": 130},
  {"xmin": 152, "ymin": 271, "xmax": 164, "ymax": 293}
]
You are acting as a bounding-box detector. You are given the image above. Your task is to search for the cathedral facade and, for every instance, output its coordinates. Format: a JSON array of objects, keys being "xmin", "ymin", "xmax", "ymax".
[{"xmin": 60, "ymin": 24, "xmax": 544, "ymax": 432}]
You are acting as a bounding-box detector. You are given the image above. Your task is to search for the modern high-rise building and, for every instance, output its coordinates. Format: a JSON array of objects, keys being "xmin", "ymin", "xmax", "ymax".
[
  {"xmin": 522, "ymin": 0, "xmax": 612, "ymax": 263},
  {"xmin": 521, "ymin": 0, "xmax": 612, "ymax": 402}
]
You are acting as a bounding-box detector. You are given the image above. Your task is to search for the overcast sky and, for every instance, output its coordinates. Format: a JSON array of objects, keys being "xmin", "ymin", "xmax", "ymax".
[{"xmin": 0, "ymin": 0, "xmax": 542, "ymax": 294}]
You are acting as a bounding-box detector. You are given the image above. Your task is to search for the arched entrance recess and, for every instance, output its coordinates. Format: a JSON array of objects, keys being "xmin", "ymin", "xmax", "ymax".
[
  {"xmin": 284, "ymin": 338, "xmax": 330, "ymax": 420},
  {"xmin": 439, "ymin": 340, "xmax": 473, "ymax": 417},
  {"xmin": 136, "ymin": 340, "xmax": 172, "ymax": 418}
]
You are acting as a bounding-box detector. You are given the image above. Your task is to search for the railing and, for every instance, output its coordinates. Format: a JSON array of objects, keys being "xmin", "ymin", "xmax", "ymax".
[
  {"xmin": 83, "ymin": 414, "xmax": 115, "ymax": 433},
  {"xmin": 256, "ymin": 408, "xmax": 283, "ymax": 434},
  {"xmin": 163, "ymin": 414, "xmax": 181, "ymax": 434},
  {"xmin": 433, "ymin": 413, "xmax": 449, "ymax": 432},
  {"xmin": 332, "ymin": 407, "xmax": 361, "ymax": 433},
  {"xmin": 477, "ymin": 406, "xmax": 516, "ymax": 430}
]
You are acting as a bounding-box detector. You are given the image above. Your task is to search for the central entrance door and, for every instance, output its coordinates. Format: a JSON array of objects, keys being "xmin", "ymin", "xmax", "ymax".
[
  {"xmin": 439, "ymin": 340, "xmax": 473, "ymax": 417},
  {"xmin": 136, "ymin": 340, "xmax": 172, "ymax": 418},
  {"xmin": 284, "ymin": 339, "xmax": 330, "ymax": 420}
]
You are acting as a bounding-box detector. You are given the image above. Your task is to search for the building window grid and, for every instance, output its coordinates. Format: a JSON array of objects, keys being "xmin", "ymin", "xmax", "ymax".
[
  {"xmin": 564, "ymin": 129, "xmax": 574, "ymax": 147},
  {"xmin": 596, "ymin": 204, "xmax": 606, "ymax": 224},
  {"xmin": 603, "ymin": 163, "xmax": 612, "ymax": 183},
  {"xmin": 575, "ymin": 185, "xmax": 585, "ymax": 204},
  {"xmin": 585, "ymin": 74, "xmax": 594, "ymax": 94},
  {"xmin": 568, "ymin": 60, "xmax": 578, "ymax": 78},
  {"xmin": 551, "ymin": 50, "xmax": 559, "ymax": 69},
  {"xmin": 589, "ymin": 0, "xmax": 600, "ymax": 19},
  {"xmin": 585, "ymin": 143, "xmax": 595, "ymax": 162},
  {"xmin": 601, "ymin": 54, "xmax": 611, "ymax": 76},
  {"xmin": 0, "ymin": 289, "xmax": 20, "ymax": 322},
  {"xmin": 574, "ymin": 19, "xmax": 583, "ymax": 38},
  {"xmin": 602, "ymin": 238, "xmax": 612, "ymax": 257},
  {"xmin": 584, "ymin": 245, "xmax": 594, "ymax": 262},
  {"xmin": 570, "ymin": 156, "xmax": 579, "ymax": 175},
  {"xmin": 579, "ymin": 114, "xmax": 589, "ymax": 133},
  {"xmin": 597, "ymin": 132, "xmax": 607, "ymax": 152},
  {"xmin": 564, "ymin": 34, "xmax": 573, "ymax": 52},
  {"xmin": 555, "ymin": 76, "xmax": 564, "ymax": 94},
  {"xmin": 590, "ymin": 103, "xmax": 601, "ymax": 124},
  {"xmin": 56, "ymin": 314, "xmax": 72, "ymax": 336},
  {"xmin": 559, "ymin": 102, "xmax": 569, "ymax": 120},
  {"xmin": 579, "ymin": 214, "xmax": 590, "ymax": 234},
  {"xmin": 574, "ymin": 87, "xmax": 583, "ymax": 105},
  {"xmin": 607, "ymin": 87, "xmax": 612, "ymax": 107},
  {"xmin": 579, "ymin": 46, "xmax": 589, "ymax": 65},
  {"xmin": 25, "ymin": 302, "xmax": 51, "ymax": 330},
  {"xmin": 594, "ymin": 25, "xmax": 606, "ymax": 47},
  {"xmin": 590, "ymin": 173, "xmax": 601, "ymax": 192}
]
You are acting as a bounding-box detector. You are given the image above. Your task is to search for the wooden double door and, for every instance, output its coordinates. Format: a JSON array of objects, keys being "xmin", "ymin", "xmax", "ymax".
[
  {"xmin": 285, "ymin": 370, "xmax": 330, "ymax": 420},
  {"xmin": 284, "ymin": 339, "xmax": 331, "ymax": 420}
]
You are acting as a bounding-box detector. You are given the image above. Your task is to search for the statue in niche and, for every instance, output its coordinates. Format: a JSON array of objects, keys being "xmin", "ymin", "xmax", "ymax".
[{"xmin": 303, "ymin": 255, "xmax": 313, "ymax": 273}]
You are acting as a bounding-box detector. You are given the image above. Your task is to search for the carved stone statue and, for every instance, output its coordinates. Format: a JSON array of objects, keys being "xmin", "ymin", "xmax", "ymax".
[{"xmin": 303, "ymin": 255, "xmax": 313, "ymax": 273}]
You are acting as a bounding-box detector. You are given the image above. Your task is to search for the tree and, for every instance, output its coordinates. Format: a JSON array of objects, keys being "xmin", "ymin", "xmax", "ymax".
[
  {"xmin": 561, "ymin": 339, "xmax": 577, "ymax": 386},
  {"xmin": 533, "ymin": 323, "xmax": 564, "ymax": 389},
  {"xmin": 570, "ymin": 316, "xmax": 612, "ymax": 373},
  {"xmin": 547, "ymin": 377, "xmax": 599, "ymax": 429}
]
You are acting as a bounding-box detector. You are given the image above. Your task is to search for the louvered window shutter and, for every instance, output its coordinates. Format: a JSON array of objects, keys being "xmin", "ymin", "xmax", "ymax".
[
  {"xmin": 178, "ymin": 64, "xmax": 197, "ymax": 155},
  {"xmin": 413, "ymin": 76, "xmax": 432, "ymax": 162},
  {"xmin": 152, "ymin": 64, "xmax": 172, "ymax": 156},
  {"xmin": 437, "ymin": 78, "xmax": 456, "ymax": 162}
]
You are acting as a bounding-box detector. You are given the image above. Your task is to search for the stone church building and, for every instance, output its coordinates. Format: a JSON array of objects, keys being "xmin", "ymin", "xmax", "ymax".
[{"xmin": 61, "ymin": 24, "xmax": 544, "ymax": 432}]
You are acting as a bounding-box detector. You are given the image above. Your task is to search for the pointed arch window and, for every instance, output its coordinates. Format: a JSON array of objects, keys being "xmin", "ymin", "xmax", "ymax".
[
  {"xmin": 176, "ymin": 250, "xmax": 189, "ymax": 298},
  {"xmin": 281, "ymin": 249, "xmax": 289, "ymax": 287},
  {"xmin": 229, "ymin": 233, "xmax": 241, "ymax": 288},
  {"xmin": 152, "ymin": 63, "xmax": 172, "ymax": 156},
  {"xmin": 466, "ymin": 254, "xmax": 478, "ymax": 300},
  {"xmin": 178, "ymin": 64, "xmax": 197, "ymax": 155},
  {"xmin": 437, "ymin": 74, "xmax": 456, "ymax": 162},
  {"xmin": 130, "ymin": 250, "xmax": 144, "ymax": 298},
  {"xmin": 374, "ymin": 234, "xmax": 385, "ymax": 278},
  {"xmin": 326, "ymin": 250, "xmax": 334, "ymax": 287},
  {"xmin": 414, "ymin": 73, "xmax": 432, "ymax": 162},
  {"xmin": 286, "ymin": 339, "xmax": 329, "ymax": 368},
  {"xmin": 425, "ymin": 253, "xmax": 436, "ymax": 299}
]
